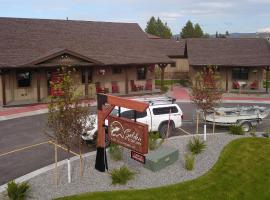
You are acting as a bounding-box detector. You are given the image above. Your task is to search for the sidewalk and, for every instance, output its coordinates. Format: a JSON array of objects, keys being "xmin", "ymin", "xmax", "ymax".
[{"xmin": 1, "ymin": 87, "xmax": 270, "ymax": 120}]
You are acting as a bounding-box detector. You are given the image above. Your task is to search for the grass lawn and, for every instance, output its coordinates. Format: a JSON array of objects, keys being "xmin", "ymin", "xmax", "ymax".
[{"xmin": 58, "ymin": 138, "xmax": 270, "ymax": 200}]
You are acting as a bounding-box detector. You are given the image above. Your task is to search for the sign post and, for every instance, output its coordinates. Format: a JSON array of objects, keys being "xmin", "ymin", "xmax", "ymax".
[{"xmin": 95, "ymin": 94, "xmax": 149, "ymax": 172}]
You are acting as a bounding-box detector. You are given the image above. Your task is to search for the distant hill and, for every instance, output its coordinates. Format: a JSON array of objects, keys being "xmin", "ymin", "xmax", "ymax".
[{"xmin": 173, "ymin": 32, "xmax": 270, "ymax": 39}]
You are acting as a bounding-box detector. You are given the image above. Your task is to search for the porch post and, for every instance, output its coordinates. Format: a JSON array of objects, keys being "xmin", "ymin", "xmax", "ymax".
[
  {"xmin": 1, "ymin": 70, "xmax": 6, "ymax": 105},
  {"xmin": 159, "ymin": 64, "xmax": 167, "ymax": 88},
  {"xmin": 266, "ymin": 66, "xmax": 270, "ymax": 93},
  {"xmin": 225, "ymin": 68, "xmax": 229, "ymax": 92},
  {"xmin": 37, "ymin": 70, "xmax": 41, "ymax": 102},
  {"xmin": 125, "ymin": 68, "xmax": 128, "ymax": 94},
  {"xmin": 84, "ymin": 67, "xmax": 89, "ymax": 97}
]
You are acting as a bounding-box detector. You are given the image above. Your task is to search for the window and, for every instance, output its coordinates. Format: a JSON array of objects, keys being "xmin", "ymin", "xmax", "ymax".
[
  {"xmin": 121, "ymin": 110, "xmax": 147, "ymax": 119},
  {"xmin": 112, "ymin": 67, "xmax": 122, "ymax": 74},
  {"xmin": 232, "ymin": 68, "xmax": 249, "ymax": 80},
  {"xmin": 137, "ymin": 67, "xmax": 146, "ymax": 80},
  {"xmin": 171, "ymin": 62, "xmax": 176, "ymax": 68},
  {"xmin": 17, "ymin": 71, "xmax": 31, "ymax": 87},
  {"xmin": 82, "ymin": 70, "xmax": 92, "ymax": 84},
  {"xmin": 153, "ymin": 106, "xmax": 179, "ymax": 115}
]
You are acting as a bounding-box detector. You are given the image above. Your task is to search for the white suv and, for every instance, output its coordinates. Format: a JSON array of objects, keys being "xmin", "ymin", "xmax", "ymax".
[{"xmin": 82, "ymin": 97, "xmax": 183, "ymax": 146}]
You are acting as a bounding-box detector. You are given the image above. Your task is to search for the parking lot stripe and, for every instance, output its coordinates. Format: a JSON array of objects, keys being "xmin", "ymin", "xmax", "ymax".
[
  {"xmin": 0, "ymin": 141, "xmax": 50, "ymax": 158},
  {"xmin": 48, "ymin": 141, "xmax": 79, "ymax": 156},
  {"xmin": 177, "ymin": 127, "xmax": 191, "ymax": 135}
]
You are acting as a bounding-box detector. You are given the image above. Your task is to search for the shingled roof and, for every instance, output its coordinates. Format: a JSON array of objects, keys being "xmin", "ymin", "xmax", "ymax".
[
  {"xmin": 146, "ymin": 33, "xmax": 186, "ymax": 57},
  {"xmin": 0, "ymin": 17, "xmax": 172, "ymax": 68},
  {"xmin": 187, "ymin": 38, "xmax": 270, "ymax": 67}
]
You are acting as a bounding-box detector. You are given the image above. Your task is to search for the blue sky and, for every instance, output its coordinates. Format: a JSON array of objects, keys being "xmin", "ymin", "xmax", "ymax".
[{"xmin": 1, "ymin": 0, "xmax": 270, "ymax": 34}]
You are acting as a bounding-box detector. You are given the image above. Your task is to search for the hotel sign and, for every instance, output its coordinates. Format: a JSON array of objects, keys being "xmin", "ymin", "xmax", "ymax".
[{"xmin": 108, "ymin": 116, "xmax": 148, "ymax": 154}]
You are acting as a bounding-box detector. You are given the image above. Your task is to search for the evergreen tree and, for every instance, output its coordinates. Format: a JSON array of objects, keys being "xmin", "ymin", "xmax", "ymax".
[
  {"xmin": 194, "ymin": 23, "xmax": 204, "ymax": 38},
  {"xmin": 145, "ymin": 16, "xmax": 172, "ymax": 39},
  {"xmin": 180, "ymin": 20, "xmax": 195, "ymax": 38},
  {"xmin": 145, "ymin": 16, "xmax": 158, "ymax": 36}
]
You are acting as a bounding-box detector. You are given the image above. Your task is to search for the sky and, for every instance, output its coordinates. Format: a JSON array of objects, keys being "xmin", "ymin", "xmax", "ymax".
[{"xmin": 0, "ymin": 0, "xmax": 270, "ymax": 35}]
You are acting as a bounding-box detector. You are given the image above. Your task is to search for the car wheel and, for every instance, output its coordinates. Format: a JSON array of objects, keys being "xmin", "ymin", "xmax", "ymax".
[
  {"xmin": 240, "ymin": 122, "xmax": 252, "ymax": 132},
  {"xmin": 93, "ymin": 131, "xmax": 110, "ymax": 148},
  {"xmin": 158, "ymin": 121, "xmax": 175, "ymax": 139}
]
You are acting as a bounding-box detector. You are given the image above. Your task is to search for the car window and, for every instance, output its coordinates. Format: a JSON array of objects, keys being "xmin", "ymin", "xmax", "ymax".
[
  {"xmin": 110, "ymin": 109, "xmax": 118, "ymax": 116},
  {"xmin": 152, "ymin": 106, "xmax": 179, "ymax": 115},
  {"xmin": 121, "ymin": 110, "xmax": 147, "ymax": 119}
]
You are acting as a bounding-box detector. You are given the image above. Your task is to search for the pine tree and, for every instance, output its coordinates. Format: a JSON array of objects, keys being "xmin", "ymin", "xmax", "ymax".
[
  {"xmin": 145, "ymin": 16, "xmax": 172, "ymax": 39},
  {"xmin": 194, "ymin": 23, "xmax": 204, "ymax": 38},
  {"xmin": 145, "ymin": 16, "xmax": 158, "ymax": 36},
  {"xmin": 180, "ymin": 20, "xmax": 195, "ymax": 38}
]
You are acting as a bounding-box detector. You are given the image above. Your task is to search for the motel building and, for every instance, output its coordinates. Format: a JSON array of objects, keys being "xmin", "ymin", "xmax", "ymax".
[{"xmin": 0, "ymin": 17, "xmax": 172, "ymax": 106}]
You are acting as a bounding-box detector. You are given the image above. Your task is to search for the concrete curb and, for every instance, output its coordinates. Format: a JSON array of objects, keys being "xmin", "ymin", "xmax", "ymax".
[
  {"xmin": 176, "ymin": 99, "xmax": 270, "ymax": 104},
  {"xmin": 0, "ymin": 150, "xmax": 97, "ymax": 193}
]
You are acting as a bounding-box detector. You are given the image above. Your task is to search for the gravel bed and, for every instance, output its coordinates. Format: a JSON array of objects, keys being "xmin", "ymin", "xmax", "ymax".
[{"xmin": 2, "ymin": 133, "xmax": 250, "ymax": 199}]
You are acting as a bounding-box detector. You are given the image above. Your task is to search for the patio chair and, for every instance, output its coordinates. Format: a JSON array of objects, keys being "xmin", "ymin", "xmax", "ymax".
[
  {"xmin": 232, "ymin": 81, "xmax": 240, "ymax": 89},
  {"xmin": 130, "ymin": 80, "xmax": 139, "ymax": 91},
  {"xmin": 145, "ymin": 79, "xmax": 152, "ymax": 90},
  {"xmin": 250, "ymin": 80, "xmax": 258, "ymax": 90},
  {"xmin": 95, "ymin": 82, "xmax": 105, "ymax": 93},
  {"xmin": 111, "ymin": 81, "xmax": 119, "ymax": 93}
]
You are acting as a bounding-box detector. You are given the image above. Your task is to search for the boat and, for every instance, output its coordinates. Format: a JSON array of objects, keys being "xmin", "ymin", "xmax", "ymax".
[{"xmin": 204, "ymin": 106, "xmax": 270, "ymax": 131}]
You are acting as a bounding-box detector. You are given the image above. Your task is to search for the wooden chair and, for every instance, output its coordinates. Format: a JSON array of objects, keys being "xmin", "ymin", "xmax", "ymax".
[
  {"xmin": 95, "ymin": 82, "xmax": 105, "ymax": 93},
  {"xmin": 232, "ymin": 81, "xmax": 240, "ymax": 89},
  {"xmin": 250, "ymin": 80, "xmax": 258, "ymax": 90},
  {"xmin": 130, "ymin": 80, "xmax": 139, "ymax": 91},
  {"xmin": 111, "ymin": 81, "xmax": 119, "ymax": 93},
  {"xmin": 145, "ymin": 79, "xmax": 152, "ymax": 90}
]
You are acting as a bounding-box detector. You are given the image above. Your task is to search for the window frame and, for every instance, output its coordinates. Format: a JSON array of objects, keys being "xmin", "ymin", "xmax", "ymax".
[
  {"xmin": 16, "ymin": 71, "xmax": 32, "ymax": 88},
  {"xmin": 137, "ymin": 66, "xmax": 147, "ymax": 80},
  {"xmin": 81, "ymin": 69, "xmax": 92, "ymax": 84},
  {"xmin": 232, "ymin": 67, "xmax": 249, "ymax": 80}
]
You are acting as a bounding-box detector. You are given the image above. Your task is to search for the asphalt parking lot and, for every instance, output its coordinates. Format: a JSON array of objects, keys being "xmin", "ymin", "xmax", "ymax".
[{"xmin": 0, "ymin": 102, "xmax": 269, "ymax": 185}]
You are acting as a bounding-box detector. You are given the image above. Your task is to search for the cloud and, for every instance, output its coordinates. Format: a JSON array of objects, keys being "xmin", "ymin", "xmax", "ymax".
[
  {"xmin": 258, "ymin": 27, "xmax": 270, "ymax": 33},
  {"xmin": 159, "ymin": 12, "xmax": 183, "ymax": 21}
]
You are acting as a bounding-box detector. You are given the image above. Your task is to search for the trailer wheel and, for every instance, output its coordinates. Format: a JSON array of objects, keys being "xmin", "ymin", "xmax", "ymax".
[{"xmin": 240, "ymin": 122, "xmax": 252, "ymax": 132}]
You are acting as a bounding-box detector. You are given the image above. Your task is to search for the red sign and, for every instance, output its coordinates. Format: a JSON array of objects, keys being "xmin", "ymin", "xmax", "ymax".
[
  {"xmin": 131, "ymin": 151, "xmax": 145, "ymax": 164},
  {"xmin": 108, "ymin": 116, "xmax": 148, "ymax": 154}
]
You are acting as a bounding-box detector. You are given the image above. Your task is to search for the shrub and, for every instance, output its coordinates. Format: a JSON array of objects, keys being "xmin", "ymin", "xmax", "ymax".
[
  {"xmin": 188, "ymin": 136, "xmax": 206, "ymax": 154},
  {"xmin": 109, "ymin": 143, "xmax": 123, "ymax": 161},
  {"xmin": 229, "ymin": 125, "xmax": 245, "ymax": 135},
  {"xmin": 148, "ymin": 132, "xmax": 164, "ymax": 150},
  {"xmin": 262, "ymin": 129, "xmax": 270, "ymax": 138},
  {"xmin": 110, "ymin": 166, "xmax": 135, "ymax": 185},
  {"xmin": 184, "ymin": 153, "xmax": 195, "ymax": 171},
  {"xmin": 161, "ymin": 85, "xmax": 169, "ymax": 92},
  {"xmin": 6, "ymin": 181, "xmax": 30, "ymax": 200},
  {"xmin": 250, "ymin": 128, "xmax": 257, "ymax": 137}
]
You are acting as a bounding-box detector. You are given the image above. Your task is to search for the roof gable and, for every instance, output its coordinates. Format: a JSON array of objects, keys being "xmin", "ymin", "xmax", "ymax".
[{"xmin": 0, "ymin": 17, "xmax": 172, "ymax": 68}]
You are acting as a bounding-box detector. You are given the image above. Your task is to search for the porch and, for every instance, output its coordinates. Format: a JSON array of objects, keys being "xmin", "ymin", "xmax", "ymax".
[{"xmin": 0, "ymin": 65, "xmax": 158, "ymax": 107}]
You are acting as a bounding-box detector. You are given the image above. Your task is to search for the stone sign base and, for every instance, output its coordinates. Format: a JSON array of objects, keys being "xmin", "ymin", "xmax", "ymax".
[{"xmin": 144, "ymin": 145, "xmax": 179, "ymax": 172}]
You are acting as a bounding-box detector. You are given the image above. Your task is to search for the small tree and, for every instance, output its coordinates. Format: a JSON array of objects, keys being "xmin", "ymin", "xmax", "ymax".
[
  {"xmin": 191, "ymin": 66, "xmax": 223, "ymax": 134},
  {"xmin": 46, "ymin": 67, "xmax": 94, "ymax": 183}
]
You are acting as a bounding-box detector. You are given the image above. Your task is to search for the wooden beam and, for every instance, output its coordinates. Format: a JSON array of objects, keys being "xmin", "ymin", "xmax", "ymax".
[
  {"xmin": 37, "ymin": 70, "xmax": 41, "ymax": 102},
  {"xmin": 125, "ymin": 68, "xmax": 128, "ymax": 94},
  {"xmin": 84, "ymin": 68, "xmax": 89, "ymax": 97},
  {"xmin": 225, "ymin": 68, "xmax": 229, "ymax": 92},
  {"xmin": 1, "ymin": 71, "xmax": 6, "ymax": 105},
  {"xmin": 158, "ymin": 64, "xmax": 167, "ymax": 88},
  {"xmin": 107, "ymin": 95, "xmax": 149, "ymax": 112},
  {"xmin": 266, "ymin": 66, "xmax": 269, "ymax": 93}
]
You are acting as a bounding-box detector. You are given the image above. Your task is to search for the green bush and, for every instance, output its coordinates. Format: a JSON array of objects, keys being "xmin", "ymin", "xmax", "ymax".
[
  {"xmin": 160, "ymin": 85, "xmax": 169, "ymax": 92},
  {"xmin": 6, "ymin": 181, "xmax": 30, "ymax": 200},
  {"xmin": 229, "ymin": 125, "xmax": 245, "ymax": 135},
  {"xmin": 148, "ymin": 132, "xmax": 164, "ymax": 150},
  {"xmin": 188, "ymin": 136, "xmax": 206, "ymax": 154},
  {"xmin": 110, "ymin": 166, "xmax": 135, "ymax": 185},
  {"xmin": 109, "ymin": 143, "xmax": 123, "ymax": 161},
  {"xmin": 184, "ymin": 153, "xmax": 195, "ymax": 171}
]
